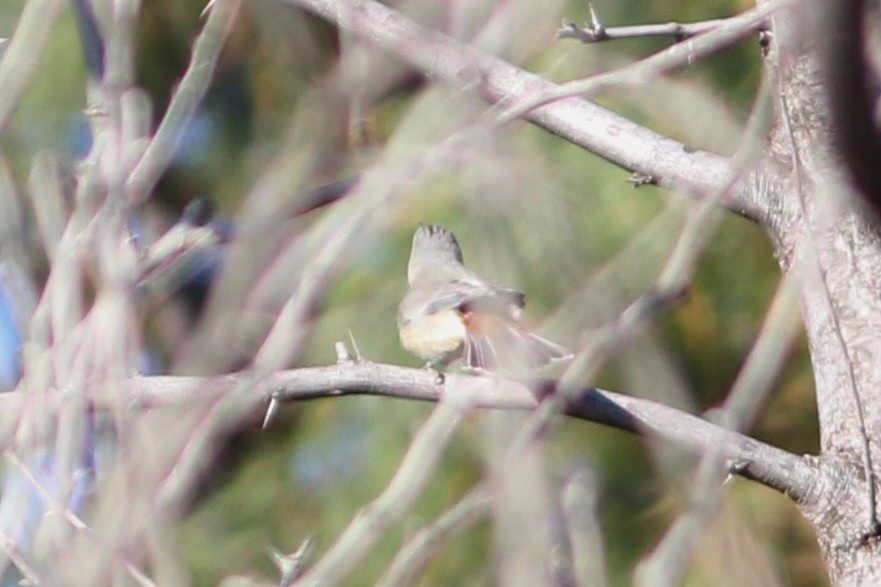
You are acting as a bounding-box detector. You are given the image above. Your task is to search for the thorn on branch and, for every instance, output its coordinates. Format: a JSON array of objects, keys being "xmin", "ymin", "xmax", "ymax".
[
  {"xmin": 334, "ymin": 333, "xmax": 366, "ymax": 365},
  {"xmin": 729, "ymin": 459, "xmax": 750, "ymax": 475},
  {"xmin": 557, "ymin": 19, "xmax": 606, "ymax": 43},
  {"xmin": 272, "ymin": 536, "xmax": 314, "ymax": 587},
  {"xmin": 335, "ymin": 341, "xmax": 353, "ymax": 364},
  {"xmin": 558, "ymin": 10, "xmax": 770, "ymax": 47},
  {"xmin": 628, "ymin": 172, "xmax": 657, "ymax": 187},
  {"xmin": 201, "ymin": 0, "xmax": 217, "ymax": 19},
  {"xmin": 348, "ymin": 330, "xmax": 364, "ymax": 362},
  {"xmin": 556, "ymin": 4, "xmax": 608, "ymax": 42},
  {"xmin": 262, "ymin": 394, "xmax": 280, "ymax": 429}
]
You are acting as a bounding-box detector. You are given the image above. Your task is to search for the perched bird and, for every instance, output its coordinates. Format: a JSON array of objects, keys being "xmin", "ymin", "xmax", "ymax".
[{"xmin": 397, "ymin": 224, "xmax": 571, "ymax": 376}]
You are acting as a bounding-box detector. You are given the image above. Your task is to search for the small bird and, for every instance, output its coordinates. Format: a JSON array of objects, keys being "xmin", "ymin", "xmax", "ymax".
[{"xmin": 397, "ymin": 224, "xmax": 571, "ymax": 376}]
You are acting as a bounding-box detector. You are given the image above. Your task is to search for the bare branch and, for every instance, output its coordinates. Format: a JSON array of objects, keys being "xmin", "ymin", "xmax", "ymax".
[
  {"xmin": 289, "ymin": 390, "xmax": 474, "ymax": 586},
  {"xmin": 137, "ymin": 223, "xmax": 222, "ymax": 290},
  {"xmin": 102, "ymin": 362, "xmax": 816, "ymax": 500},
  {"xmin": 378, "ymin": 487, "xmax": 489, "ymax": 587},
  {"xmin": 0, "ymin": 0, "xmax": 67, "ymax": 135},
  {"xmin": 293, "ymin": 176, "xmax": 360, "ymax": 217},
  {"xmin": 0, "ymin": 530, "xmax": 41, "ymax": 586},
  {"xmin": 558, "ymin": 11, "xmax": 766, "ymax": 45},
  {"xmin": 561, "ymin": 469, "xmax": 610, "ymax": 587},
  {"xmin": 28, "ymin": 155, "xmax": 68, "ymax": 263},
  {"xmin": 71, "ymin": 0, "xmax": 105, "ymax": 79},
  {"xmin": 285, "ymin": 0, "xmax": 778, "ymax": 224},
  {"xmin": 126, "ymin": 0, "xmax": 242, "ymax": 204},
  {"xmin": 2, "ymin": 451, "xmax": 159, "ymax": 586},
  {"xmin": 0, "ymin": 359, "xmax": 815, "ymax": 501}
]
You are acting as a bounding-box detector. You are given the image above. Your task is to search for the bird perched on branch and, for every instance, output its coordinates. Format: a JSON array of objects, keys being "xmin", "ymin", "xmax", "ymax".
[{"xmin": 397, "ymin": 224, "xmax": 571, "ymax": 377}]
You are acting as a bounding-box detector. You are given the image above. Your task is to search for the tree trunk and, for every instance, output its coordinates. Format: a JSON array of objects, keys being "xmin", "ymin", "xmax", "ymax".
[{"xmin": 767, "ymin": 2, "xmax": 881, "ymax": 583}]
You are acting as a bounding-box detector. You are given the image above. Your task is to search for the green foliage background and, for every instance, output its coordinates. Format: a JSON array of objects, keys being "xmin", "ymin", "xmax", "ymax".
[{"xmin": 0, "ymin": 0, "xmax": 823, "ymax": 584}]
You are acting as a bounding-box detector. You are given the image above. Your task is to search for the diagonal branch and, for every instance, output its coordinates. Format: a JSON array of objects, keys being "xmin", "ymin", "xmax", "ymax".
[
  {"xmin": 288, "ymin": 390, "xmax": 472, "ymax": 586},
  {"xmin": 378, "ymin": 486, "xmax": 490, "ymax": 587},
  {"xmin": 285, "ymin": 0, "xmax": 781, "ymax": 225},
  {"xmin": 126, "ymin": 0, "xmax": 243, "ymax": 205},
  {"xmin": 0, "ymin": 0, "xmax": 67, "ymax": 135}
]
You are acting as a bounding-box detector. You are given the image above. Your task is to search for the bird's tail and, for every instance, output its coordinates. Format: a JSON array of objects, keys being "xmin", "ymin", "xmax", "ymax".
[{"xmin": 463, "ymin": 319, "xmax": 572, "ymax": 375}]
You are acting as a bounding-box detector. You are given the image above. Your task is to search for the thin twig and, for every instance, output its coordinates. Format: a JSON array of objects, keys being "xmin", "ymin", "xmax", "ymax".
[
  {"xmin": 378, "ymin": 487, "xmax": 490, "ymax": 587},
  {"xmin": 0, "ymin": 0, "xmax": 67, "ymax": 134},
  {"xmin": 0, "ymin": 529, "xmax": 42, "ymax": 585},
  {"xmin": 5, "ymin": 451, "xmax": 88, "ymax": 532},
  {"xmin": 4, "ymin": 451, "xmax": 159, "ymax": 587},
  {"xmin": 558, "ymin": 12, "xmax": 765, "ymax": 44},
  {"xmin": 136, "ymin": 223, "xmax": 222, "ymax": 289},
  {"xmin": 561, "ymin": 468, "xmax": 609, "ymax": 587},
  {"xmin": 156, "ymin": 384, "xmax": 263, "ymax": 511},
  {"xmin": 290, "ymin": 389, "xmax": 475, "ymax": 586},
  {"xmin": 126, "ymin": 0, "xmax": 243, "ymax": 204}
]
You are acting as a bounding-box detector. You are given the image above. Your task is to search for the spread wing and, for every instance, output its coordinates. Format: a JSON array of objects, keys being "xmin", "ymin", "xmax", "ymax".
[
  {"xmin": 461, "ymin": 313, "xmax": 572, "ymax": 373},
  {"xmin": 422, "ymin": 279, "xmax": 524, "ymax": 317}
]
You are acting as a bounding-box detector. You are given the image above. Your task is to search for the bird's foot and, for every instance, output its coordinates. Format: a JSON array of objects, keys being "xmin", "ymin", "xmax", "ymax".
[{"xmin": 423, "ymin": 363, "xmax": 445, "ymax": 385}]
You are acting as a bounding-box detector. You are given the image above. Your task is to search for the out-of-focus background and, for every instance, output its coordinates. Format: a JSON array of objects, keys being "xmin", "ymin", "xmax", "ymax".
[{"xmin": 0, "ymin": 0, "xmax": 822, "ymax": 584}]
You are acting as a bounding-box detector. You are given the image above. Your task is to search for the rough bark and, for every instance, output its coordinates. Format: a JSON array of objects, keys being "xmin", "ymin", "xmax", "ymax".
[{"xmin": 765, "ymin": 1, "xmax": 881, "ymax": 583}]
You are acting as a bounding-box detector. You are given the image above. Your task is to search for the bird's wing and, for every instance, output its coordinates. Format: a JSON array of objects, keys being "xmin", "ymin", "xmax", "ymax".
[
  {"xmin": 423, "ymin": 279, "xmax": 524, "ymax": 316},
  {"xmin": 463, "ymin": 318, "xmax": 572, "ymax": 373},
  {"xmin": 421, "ymin": 284, "xmax": 477, "ymax": 315}
]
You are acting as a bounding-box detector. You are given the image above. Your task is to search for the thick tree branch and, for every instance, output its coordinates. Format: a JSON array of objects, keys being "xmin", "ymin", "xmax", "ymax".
[
  {"xmin": 285, "ymin": 0, "xmax": 777, "ymax": 225},
  {"xmin": 0, "ymin": 363, "xmax": 814, "ymax": 499},
  {"xmin": 113, "ymin": 362, "xmax": 818, "ymax": 500}
]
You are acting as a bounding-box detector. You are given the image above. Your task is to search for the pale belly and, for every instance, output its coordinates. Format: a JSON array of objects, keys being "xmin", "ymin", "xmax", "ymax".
[{"xmin": 398, "ymin": 309, "xmax": 467, "ymax": 362}]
